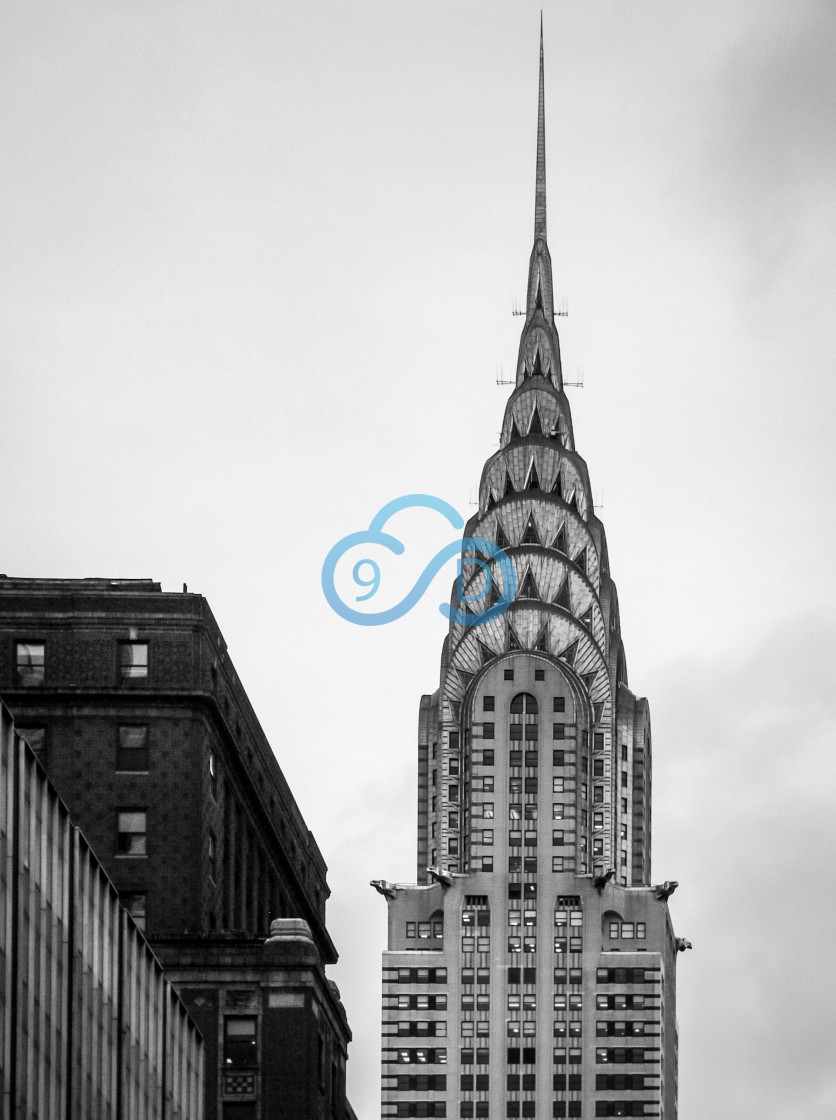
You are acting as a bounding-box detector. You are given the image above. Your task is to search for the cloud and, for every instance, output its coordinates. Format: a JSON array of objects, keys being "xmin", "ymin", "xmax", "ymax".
[
  {"xmin": 684, "ymin": 1, "xmax": 836, "ymax": 287},
  {"xmin": 651, "ymin": 608, "xmax": 836, "ymax": 1118}
]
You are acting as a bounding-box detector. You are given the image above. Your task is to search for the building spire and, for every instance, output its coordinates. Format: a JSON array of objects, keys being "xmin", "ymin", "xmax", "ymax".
[{"xmin": 535, "ymin": 13, "xmax": 547, "ymax": 243}]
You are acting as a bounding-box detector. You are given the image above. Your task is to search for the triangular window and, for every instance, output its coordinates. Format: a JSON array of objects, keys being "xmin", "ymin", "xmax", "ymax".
[
  {"xmin": 535, "ymin": 624, "xmax": 549, "ymax": 652},
  {"xmin": 504, "ymin": 473, "xmax": 515, "ymax": 497},
  {"xmin": 552, "ymin": 525, "xmax": 567, "ymax": 554},
  {"xmin": 534, "ymin": 276, "xmax": 543, "ymax": 311},
  {"xmin": 496, "ymin": 523, "xmax": 510, "ymax": 550},
  {"xmin": 574, "ymin": 548, "xmax": 587, "ymax": 576},
  {"xmin": 552, "ymin": 472, "xmax": 563, "ymax": 500},
  {"xmin": 526, "ymin": 462, "xmax": 541, "ymax": 491},
  {"xmin": 581, "ymin": 671, "xmax": 597, "ymax": 692},
  {"xmin": 559, "ymin": 641, "xmax": 578, "ymax": 667},
  {"xmin": 532, "ymin": 349, "xmax": 543, "ymax": 377},
  {"xmin": 529, "ymin": 409, "xmax": 543, "ymax": 437},
  {"xmin": 520, "ymin": 569, "xmax": 539, "ymax": 600},
  {"xmin": 488, "ymin": 582, "xmax": 501, "ymax": 608},
  {"xmin": 579, "ymin": 607, "xmax": 593, "ymax": 631},
  {"xmin": 486, "ymin": 492, "xmax": 495, "ymax": 510},
  {"xmin": 554, "ymin": 577, "xmax": 571, "ymax": 612},
  {"xmin": 508, "ymin": 627, "xmax": 522, "ymax": 652},
  {"xmin": 479, "ymin": 642, "xmax": 495, "ymax": 665},
  {"xmin": 458, "ymin": 669, "xmax": 475, "ymax": 690},
  {"xmin": 511, "ymin": 420, "xmax": 522, "ymax": 441},
  {"xmin": 521, "ymin": 515, "xmax": 540, "ymax": 546}
]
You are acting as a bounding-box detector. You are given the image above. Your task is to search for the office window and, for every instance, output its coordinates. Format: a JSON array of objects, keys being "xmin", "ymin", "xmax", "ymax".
[
  {"xmin": 224, "ymin": 1016, "xmax": 257, "ymax": 1066},
  {"xmin": 593, "ymin": 786, "xmax": 604, "ymax": 803},
  {"xmin": 593, "ymin": 758, "xmax": 604, "ymax": 776},
  {"xmin": 552, "ymin": 723, "xmax": 565, "ymax": 739},
  {"xmin": 481, "ymin": 856, "xmax": 494, "ymax": 872},
  {"xmin": 483, "ymin": 723, "xmax": 495, "ymax": 739},
  {"xmin": 504, "ymin": 669, "xmax": 515, "ymax": 680},
  {"xmin": 120, "ymin": 641, "xmax": 148, "ymax": 680},
  {"xmin": 121, "ymin": 891, "xmax": 147, "ymax": 932},
  {"xmin": 15, "ymin": 641, "xmax": 44, "ymax": 686},
  {"xmin": 552, "ymin": 830, "xmax": 564, "ymax": 846},
  {"xmin": 116, "ymin": 810, "xmax": 147, "ymax": 856},
  {"xmin": 117, "ymin": 726, "xmax": 149, "ymax": 771},
  {"xmin": 483, "ymin": 696, "xmax": 495, "ymax": 711}
]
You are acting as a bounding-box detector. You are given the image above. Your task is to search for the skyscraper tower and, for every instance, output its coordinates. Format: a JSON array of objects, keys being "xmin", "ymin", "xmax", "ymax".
[{"xmin": 377, "ymin": 26, "xmax": 683, "ymax": 1120}]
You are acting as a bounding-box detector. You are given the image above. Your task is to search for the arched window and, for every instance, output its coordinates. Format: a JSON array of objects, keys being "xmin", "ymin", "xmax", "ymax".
[
  {"xmin": 510, "ymin": 693, "xmax": 539, "ymax": 715},
  {"xmin": 510, "ymin": 693, "xmax": 539, "ymax": 744}
]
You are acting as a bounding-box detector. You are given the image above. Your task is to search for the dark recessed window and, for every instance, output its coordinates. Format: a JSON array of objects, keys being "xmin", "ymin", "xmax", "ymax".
[
  {"xmin": 534, "ymin": 669, "xmax": 545, "ymax": 681},
  {"xmin": 117, "ymin": 726, "xmax": 149, "ymax": 771},
  {"xmin": 16, "ymin": 726, "xmax": 46, "ymax": 758},
  {"xmin": 504, "ymin": 669, "xmax": 515, "ymax": 681},
  {"xmin": 483, "ymin": 723, "xmax": 495, "ymax": 739},
  {"xmin": 224, "ymin": 1016, "xmax": 258, "ymax": 1067},
  {"xmin": 116, "ymin": 810, "xmax": 147, "ymax": 856},
  {"xmin": 483, "ymin": 696, "xmax": 495, "ymax": 711},
  {"xmin": 120, "ymin": 641, "xmax": 148, "ymax": 680},
  {"xmin": 15, "ymin": 641, "xmax": 44, "ymax": 686},
  {"xmin": 553, "ymin": 696, "xmax": 566, "ymax": 713},
  {"xmin": 121, "ymin": 891, "xmax": 147, "ymax": 932}
]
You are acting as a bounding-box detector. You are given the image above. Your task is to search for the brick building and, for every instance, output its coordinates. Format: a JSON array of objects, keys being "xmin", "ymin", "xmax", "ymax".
[
  {"xmin": 374, "ymin": 28, "xmax": 685, "ymax": 1120},
  {"xmin": 0, "ymin": 576, "xmax": 354, "ymax": 1120}
]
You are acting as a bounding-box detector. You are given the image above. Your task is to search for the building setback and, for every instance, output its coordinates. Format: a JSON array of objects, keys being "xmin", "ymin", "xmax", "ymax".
[
  {"xmin": 0, "ymin": 701, "xmax": 204, "ymax": 1119},
  {"xmin": 0, "ymin": 577, "xmax": 353, "ymax": 1120},
  {"xmin": 375, "ymin": 29, "xmax": 685, "ymax": 1120}
]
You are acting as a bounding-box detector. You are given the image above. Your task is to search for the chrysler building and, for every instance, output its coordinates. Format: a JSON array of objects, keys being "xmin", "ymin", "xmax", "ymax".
[{"xmin": 375, "ymin": 25, "xmax": 683, "ymax": 1120}]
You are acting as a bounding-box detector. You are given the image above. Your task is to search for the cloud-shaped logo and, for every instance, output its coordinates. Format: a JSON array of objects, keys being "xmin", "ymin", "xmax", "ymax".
[{"xmin": 321, "ymin": 494, "xmax": 516, "ymax": 627}]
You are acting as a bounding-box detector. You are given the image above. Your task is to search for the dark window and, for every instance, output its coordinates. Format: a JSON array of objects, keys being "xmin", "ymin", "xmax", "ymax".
[
  {"xmin": 482, "ymin": 750, "xmax": 495, "ymax": 766},
  {"xmin": 483, "ymin": 723, "xmax": 495, "ymax": 739},
  {"xmin": 553, "ymin": 724, "xmax": 565, "ymax": 740},
  {"xmin": 121, "ymin": 891, "xmax": 147, "ymax": 932},
  {"xmin": 553, "ymin": 696, "xmax": 565, "ymax": 713},
  {"xmin": 510, "ymin": 693, "xmax": 538, "ymax": 715},
  {"xmin": 16, "ymin": 726, "xmax": 46, "ymax": 757},
  {"xmin": 224, "ymin": 1016, "xmax": 258, "ymax": 1066},
  {"xmin": 483, "ymin": 696, "xmax": 495, "ymax": 711},
  {"xmin": 15, "ymin": 641, "xmax": 44, "ymax": 686},
  {"xmin": 534, "ymin": 669, "xmax": 545, "ymax": 681},
  {"xmin": 117, "ymin": 726, "xmax": 149, "ymax": 771},
  {"xmin": 116, "ymin": 810, "xmax": 147, "ymax": 856},
  {"xmin": 120, "ymin": 641, "xmax": 148, "ymax": 680},
  {"xmin": 504, "ymin": 669, "xmax": 515, "ymax": 681}
]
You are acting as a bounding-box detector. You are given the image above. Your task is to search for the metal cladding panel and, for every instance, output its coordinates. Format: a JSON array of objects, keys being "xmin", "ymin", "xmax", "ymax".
[{"xmin": 0, "ymin": 702, "xmax": 204, "ymax": 1119}]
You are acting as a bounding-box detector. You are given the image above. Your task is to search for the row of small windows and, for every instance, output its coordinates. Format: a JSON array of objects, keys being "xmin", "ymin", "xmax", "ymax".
[
  {"xmin": 480, "ymin": 723, "xmax": 572, "ymax": 740},
  {"xmin": 385, "ymin": 1103, "xmax": 653, "ymax": 1120},
  {"xmin": 470, "ymin": 749, "xmax": 578, "ymax": 767},
  {"xmin": 13, "ymin": 639, "xmax": 148, "ymax": 685},
  {"xmin": 483, "ymin": 695, "xmax": 568, "ymax": 713},
  {"xmin": 405, "ymin": 918, "xmax": 443, "ymax": 939}
]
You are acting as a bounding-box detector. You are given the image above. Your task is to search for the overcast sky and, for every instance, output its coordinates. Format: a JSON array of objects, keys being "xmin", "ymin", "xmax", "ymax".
[{"xmin": 2, "ymin": 2, "xmax": 836, "ymax": 1116}]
